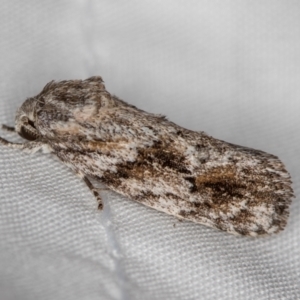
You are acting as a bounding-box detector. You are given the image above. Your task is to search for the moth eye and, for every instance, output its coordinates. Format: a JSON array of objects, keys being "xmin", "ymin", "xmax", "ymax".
[
  {"xmin": 19, "ymin": 126, "xmax": 38, "ymax": 141},
  {"xmin": 18, "ymin": 120, "xmax": 38, "ymax": 141}
]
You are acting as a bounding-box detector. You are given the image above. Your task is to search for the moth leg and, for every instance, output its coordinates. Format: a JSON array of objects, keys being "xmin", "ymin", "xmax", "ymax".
[
  {"xmin": 2, "ymin": 124, "xmax": 16, "ymax": 132},
  {"xmin": 83, "ymin": 176, "xmax": 104, "ymax": 210},
  {"xmin": 0, "ymin": 137, "xmax": 46, "ymax": 153}
]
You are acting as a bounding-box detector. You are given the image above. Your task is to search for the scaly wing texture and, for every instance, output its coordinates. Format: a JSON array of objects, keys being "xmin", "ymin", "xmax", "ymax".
[{"xmin": 35, "ymin": 77, "xmax": 294, "ymax": 236}]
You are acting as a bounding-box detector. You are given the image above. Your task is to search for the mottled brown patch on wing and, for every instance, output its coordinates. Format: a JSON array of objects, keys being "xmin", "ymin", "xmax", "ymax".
[
  {"xmin": 101, "ymin": 140, "xmax": 192, "ymax": 187},
  {"xmin": 196, "ymin": 165, "xmax": 237, "ymax": 185},
  {"xmin": 194, "ymin": 166, "xmax": 246, "ymax": 204},
  {"xmin": 138, "ymin": 141, "xmax": 191, "ymax": 174}
]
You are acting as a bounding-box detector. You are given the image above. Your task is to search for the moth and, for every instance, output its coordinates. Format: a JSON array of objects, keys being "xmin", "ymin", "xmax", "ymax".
[{"xmin": 0, "ymin": 76, "xmax": 294, "ymax": 236}]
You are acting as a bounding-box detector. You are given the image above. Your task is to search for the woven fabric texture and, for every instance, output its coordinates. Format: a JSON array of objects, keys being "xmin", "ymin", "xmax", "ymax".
[{"xmin": 0, "ymin": 1, "xmax": 299, "ymax": 299}]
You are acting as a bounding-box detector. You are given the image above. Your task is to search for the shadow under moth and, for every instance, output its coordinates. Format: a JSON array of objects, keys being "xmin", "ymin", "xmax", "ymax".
[{"xmin": 0, "ymin": 76, "xmax": 294, "ymax": 236}]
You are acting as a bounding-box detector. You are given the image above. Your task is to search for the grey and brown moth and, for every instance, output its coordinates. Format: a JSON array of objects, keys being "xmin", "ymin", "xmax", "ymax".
[{"xmin": 0, "ymin": 77, "xmax": 294, "ymax": 236}]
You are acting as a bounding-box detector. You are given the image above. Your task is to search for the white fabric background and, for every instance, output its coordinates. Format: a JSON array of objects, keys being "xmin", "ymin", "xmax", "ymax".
[{"xmin": 0, "ymin": 1, "xmax": 299, "ymax": 299}]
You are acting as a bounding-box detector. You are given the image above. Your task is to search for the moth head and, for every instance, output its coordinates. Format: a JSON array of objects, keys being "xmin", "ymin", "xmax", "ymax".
[{"xmin": 15, "ymin": 98, "xmax": 40, "ymax": 141}]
